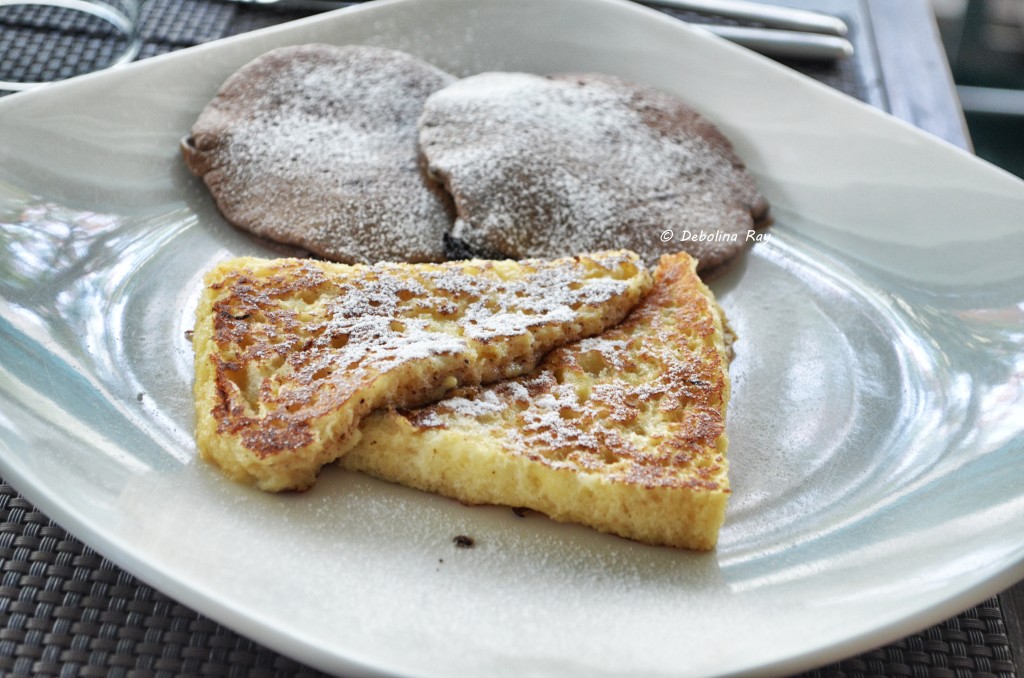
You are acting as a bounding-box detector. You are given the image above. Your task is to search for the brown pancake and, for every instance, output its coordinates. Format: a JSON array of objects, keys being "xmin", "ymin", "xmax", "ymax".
[
  {"xmin": 418, "ymin": 72, "xmax": 770, "ymax": 271},
  {"xmin": 181, "ymin": 44, "xmax": 456, "ymax": 264}
]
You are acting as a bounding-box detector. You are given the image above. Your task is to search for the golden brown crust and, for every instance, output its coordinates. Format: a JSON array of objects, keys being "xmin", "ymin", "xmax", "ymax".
[
  {"xmin": 193, "ymin": 251, "xmax": 653, "ymax": 492},
  {"xmin": 343, "ymin": 252, "xmax": 731, "ymax": 550}
]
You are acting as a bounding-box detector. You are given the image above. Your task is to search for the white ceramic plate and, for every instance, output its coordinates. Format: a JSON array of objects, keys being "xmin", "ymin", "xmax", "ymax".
[{"xmin": 1, "ymin": 0, "xmax": 1023, "ymax": 675}]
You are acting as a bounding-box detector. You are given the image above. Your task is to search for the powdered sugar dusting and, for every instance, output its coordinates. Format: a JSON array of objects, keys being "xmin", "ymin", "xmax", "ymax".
[
  {"xmin": 186, "ymin": 44, "xmax": 456, "ymax": 264},
  {"xmin": 436, "ymin": 389, "xmax": 507, "ymax": 419},
  {"xmin": 302, "ymin": 256, "xmax": 636, "ymax": 375},
  {"xmin": 209, "ymin": 251, "xmax": 648, "ymax": 427},
  {"xmin": 397, "ymin": 254, "xmax": 729, "ymax": 487},
  {"xmin": 418, "ymin": 71, "xmax": 768, "ymax": 270}
]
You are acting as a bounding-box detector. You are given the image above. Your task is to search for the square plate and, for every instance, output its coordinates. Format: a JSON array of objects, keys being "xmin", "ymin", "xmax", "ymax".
[{"xmin": 1, "ymin": 0, "xmax": 1023, "ymax": 675}]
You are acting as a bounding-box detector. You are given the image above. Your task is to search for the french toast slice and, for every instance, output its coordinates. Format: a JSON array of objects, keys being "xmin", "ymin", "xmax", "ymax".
[
  {"xmin": 341, "ymin": 252, "xmax": 731, "ymax": 550},
  {"xmin": 192, "ymin": 251, "xmax": 652, "ymax": 492}
]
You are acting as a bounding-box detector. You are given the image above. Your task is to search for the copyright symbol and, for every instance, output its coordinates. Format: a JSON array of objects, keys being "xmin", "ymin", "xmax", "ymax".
[{"xmin": 660, "ymin": 230, "xmax": 673, "ymax": 242}]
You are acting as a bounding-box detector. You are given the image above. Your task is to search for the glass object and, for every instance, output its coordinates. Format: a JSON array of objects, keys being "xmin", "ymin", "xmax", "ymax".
[{"xmin": 0, "ymin": 0, "xmax": 142, "ymax": 91}]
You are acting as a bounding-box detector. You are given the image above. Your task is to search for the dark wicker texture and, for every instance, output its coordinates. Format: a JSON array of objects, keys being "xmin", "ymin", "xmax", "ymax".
[{"xmin": 0, "ymin": 483, "xmax": 328, "ymax": 677}]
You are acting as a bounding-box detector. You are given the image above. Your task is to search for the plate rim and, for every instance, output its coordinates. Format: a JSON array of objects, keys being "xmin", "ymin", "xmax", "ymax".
[{"xmin": 1, "ymin": 0, "xmax": 1023, "ymax": 675}]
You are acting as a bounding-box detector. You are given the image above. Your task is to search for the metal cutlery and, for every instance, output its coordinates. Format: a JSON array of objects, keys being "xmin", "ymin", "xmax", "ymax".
[
  {"xmin": 640, "ymin": 0, "xmax": 853, "ymax": 60},
  {"xmin": 227, "ymin": 0, "xmax": 854, "ymax": 60},
  {"xmin": 698, "ymin": 24, "xmax": 853, "ymax": 60},
  {"xmin": 640, "ymin": 0, "xmax": 847, "ymax": 36}
]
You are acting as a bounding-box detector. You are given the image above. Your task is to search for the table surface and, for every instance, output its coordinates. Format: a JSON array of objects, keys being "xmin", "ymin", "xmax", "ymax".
[{"xmin": 0, "ymin": 0, "xmax": 1021, "ymax": 676}]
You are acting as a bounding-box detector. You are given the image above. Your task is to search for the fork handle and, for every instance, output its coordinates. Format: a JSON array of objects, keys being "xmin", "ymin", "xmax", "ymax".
[{"xmin": 639, "ymin": 0, "xmax": 848, "ymax": 36}]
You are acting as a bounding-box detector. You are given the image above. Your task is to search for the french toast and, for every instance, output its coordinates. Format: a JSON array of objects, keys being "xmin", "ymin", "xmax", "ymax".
[
  {"xmin": 192, "ymin": 251, "xmax": 652, "ymax": 492},
  {"xmin": 341, "ymin": 252, "xmax": 732, "ymax": 550}
]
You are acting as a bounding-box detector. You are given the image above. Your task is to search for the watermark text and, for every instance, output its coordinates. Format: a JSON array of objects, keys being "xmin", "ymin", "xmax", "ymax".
[{"xmin": 660, "ymin": 229, "xmax": 770, "ymax": 243}]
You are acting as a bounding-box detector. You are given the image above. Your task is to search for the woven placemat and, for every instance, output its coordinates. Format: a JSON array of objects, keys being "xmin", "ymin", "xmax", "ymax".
[
  {"xmin": 1, "ymin": 0, "xmax": 866, "ymax": 94},
  {"xmin": 0, "ymin": 484, "xmax": 329, "ymax": 677},
  {"xmin": 0, "ymin": 1, "xmax": 1018, "ymax": 676}
]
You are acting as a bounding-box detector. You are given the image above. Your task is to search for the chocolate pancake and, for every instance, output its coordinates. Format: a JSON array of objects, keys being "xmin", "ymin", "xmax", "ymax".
[
  {"xmin": 181, "ymin": 44, "xmax": 456, "ymax": 264},
  {"xmin": 418, "ymin": 72, "xmax": 770, "ymax": 270}
]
